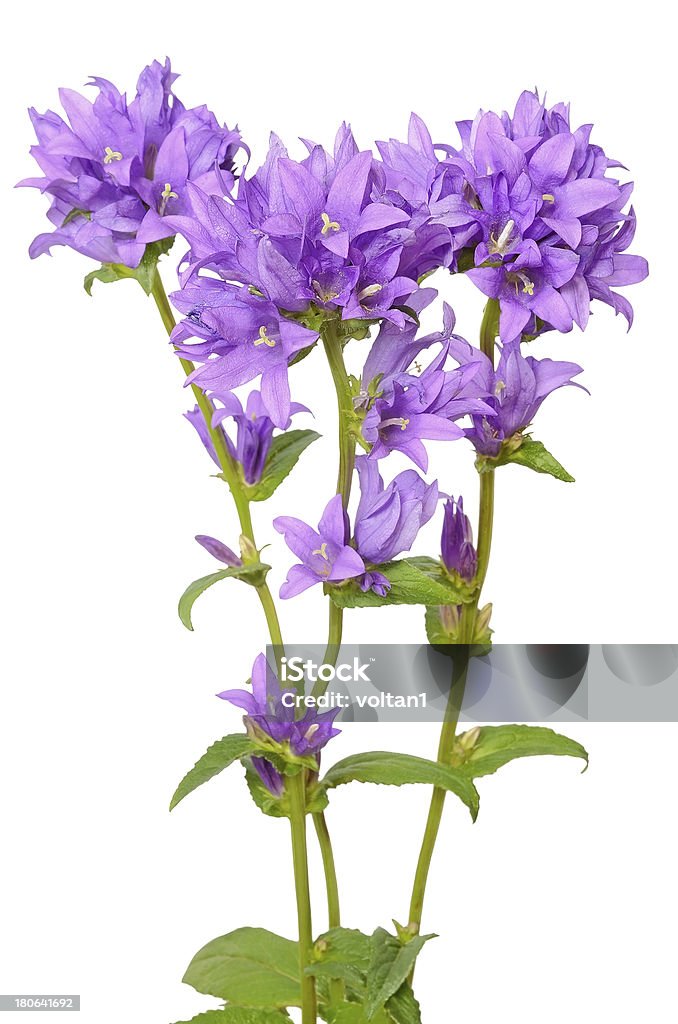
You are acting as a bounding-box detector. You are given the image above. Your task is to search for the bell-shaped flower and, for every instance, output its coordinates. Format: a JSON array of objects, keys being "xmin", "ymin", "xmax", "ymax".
[{"xmin": 274, "ymin": 495, "xmax": 365, "ymax": 599}]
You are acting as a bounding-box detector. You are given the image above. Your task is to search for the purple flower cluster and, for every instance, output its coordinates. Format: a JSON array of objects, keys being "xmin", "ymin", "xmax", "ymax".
[
  {"xmin": 19, "ymin": 59, "xmax": 241, "ymax": 268},
  {"xmin": 218, "ymin": 654, "xmax": 341, "ymax": 795},
  {"xmin": 377, "ymin": 93, "xmax": 648, "ymax": 342},
  {"xmin": 22, "ymin": 76, "xmax": 649, "ymax": 616}
]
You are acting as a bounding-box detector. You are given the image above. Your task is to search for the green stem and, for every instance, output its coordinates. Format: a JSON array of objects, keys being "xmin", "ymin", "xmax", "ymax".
[
  {"xmin": 312, "ymin": 812, "xmax": 341, "ymax": 929},
  {"xmin": 315, "ymin": 600, "xmax": 343, "ymax": 699},
  {"xmin": 149, "ymin": 268, "xmax": 284, "ymax": 670},
  {"xmin": 407, "ymin": 299, "xmax": 499, "ymax": 956},
  {"xmin": 311, "ymin": 809, "xmax": 343, "ymax": 1002},
  {"xmin": 288, "ymin": 773, "xmax": 317, "ymax": 1024},
  {"xmin": 322, "ymin": 320, "xmax": 356, "ymax": 508}
]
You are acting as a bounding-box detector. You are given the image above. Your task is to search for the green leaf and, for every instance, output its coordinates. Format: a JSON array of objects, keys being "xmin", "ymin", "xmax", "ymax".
[
  {"xmin": 385, "ymin": 984, "xmax": 422, "ymax": 1024},
  {"xmin": 308, "ymin": 928, "xmax": 371, "ymax": 989},
  {"xmin": 313, "ymin": 928, "xmax": 371, "ymax": 971},
  {"xmin": 365, "ymin": 929, "xmax": 434, "ymax": 1020},
  {"xmin": 456, "ymin": 724, "xmax": 588, "ymax": 779},
  {"xmin": 179, "ymin": 563, "xmax": 270, "ymax": 630},
  {"xmin": 478, "ymin": 437, "xmax": 575, "ymax": 482},
  {"xmin": 83, "ymin": 237, "xmax": 175, "ymax": 295},
  {"xmin": 321, "ymin": 752, "xmax": 479, "ymax": 820},
  {"xmin": 170, "ymin": 735, "xmax": 257, "ymax": 811},
  {"xmin": 84, "ymin": 263, "xmax": 130, "ymax": 294},
  {"xmin": 327, "ymin": 1006, "xmax": 390, "ymax": 1024},
  {"xmin": 307, "ymin": 960, "xmax": 365, "ymax": 990},
  {"xmin": 173, "ymin": 1009, "xmax": 291, "ymax": 1024},
  {"xmin": 245, "ymin": 430, "xmax": 321, "ymax": 502},
  {"xmin": 183, "ymin": 928, "xmax": 301, "ymax": 1008},
  {"xmin": 506, "ymin": 438, "xmax": 575, "ymax": 482},
  {"xmin": 327, "ymin": 558, "xmax": 472, "ymax": 609}
]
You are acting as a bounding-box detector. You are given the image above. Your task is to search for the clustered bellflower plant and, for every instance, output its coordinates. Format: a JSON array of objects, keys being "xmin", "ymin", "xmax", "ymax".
[{"xmin": 21, "ymin": 66, "xmax": 648, "ymax": 1024}]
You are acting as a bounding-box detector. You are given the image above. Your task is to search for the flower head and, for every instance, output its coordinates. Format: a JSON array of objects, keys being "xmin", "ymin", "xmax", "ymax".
[
  {"xmin": 169, "ymin": 124, "xmax": 424, "ymax": 333},
  {"xmin": 379, "ymin": 97, "xmax": 648, "ymax": 343},
  {"xmin": 19, "ymin": 58, "xmax": 242, "ymax": 267},
  {"xmin": 274, "ymin": 494, "xmax": 365, "ymax": 599},
  {"xmin": 217, "ymin": 653, "xmax": 341, "ymax": 794}
]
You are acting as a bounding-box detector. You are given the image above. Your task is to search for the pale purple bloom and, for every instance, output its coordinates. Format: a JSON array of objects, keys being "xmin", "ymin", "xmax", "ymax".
[
  {"xmin": 171, "ymin": 282, "xmax": 316, "ymax": 429},
  {"xmin": 379, "ymin": 96, "xmax": 647, "ymax": 343},
  {"xmin": 19, "ymin": 58, "xmax": 242, "ymax": 267},
  {"xmin": 274, "ymin": 494, "xmax": 365, "ymax": 599},
  {"xmin": 209, "ymin": 390, "xmax": 307, "ymax": 485},
  {"xmin": 441, "ymin": 497, "xmax": 477, "ymax": 581},
  {"xmin": 446, "ymin": 329, "xmax": 587, "ymax": 457},
  {"xmin": 354, "ymin": 457, "xmax": 438, "ymax": 566},
  {"xmin": 566, "ymin": 206, "xmax": 648, "ymax": 329},
  {"xmin": 217, "ymin": 653, "xmax": 341, "ymax": 795},
  {"xmin": 361, "ymin": 303, "xmax": 493, "ymax": 470},
  {"xmin": 170, "ymin": 124, "xmax": 422, "ymax": 332}
]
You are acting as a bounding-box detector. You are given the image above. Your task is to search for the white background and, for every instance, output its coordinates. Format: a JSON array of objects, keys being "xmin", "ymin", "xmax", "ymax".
[{"xmin": 1, "ymin": 2, "xmax": 676, "ymax": 1022}]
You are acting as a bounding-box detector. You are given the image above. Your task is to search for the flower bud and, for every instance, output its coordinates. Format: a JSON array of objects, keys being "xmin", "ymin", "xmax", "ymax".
[
  {"xmin": 239, "ymin": 534, "xmax": 259, "ymax": 565},
  {"xmin": 441, "ymin": 497, "xmax": 477, "ymax": 581}
]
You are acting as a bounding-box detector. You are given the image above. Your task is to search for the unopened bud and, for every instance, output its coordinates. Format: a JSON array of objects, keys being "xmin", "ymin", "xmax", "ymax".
[
  {"xmin": 459, "ymin": 726, "xmax": 481, "ymax": 752},
  {"xmin": 440, "ymin": 604, "xmax": 461, "ymax": 634},
  {"xmin": 239, "ymin": 534, "xmax": 259, "ymax": 564},
  {"xmin": 474, "ymin": 602, "xmax": 493, "ymax": 641}
]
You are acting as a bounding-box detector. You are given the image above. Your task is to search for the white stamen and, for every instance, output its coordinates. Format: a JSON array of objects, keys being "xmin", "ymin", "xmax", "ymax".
[
  {"xmin": 103, "ymin": 146, "xmax": 123, "ymax": 164},
  {"xmin": 321, "ymin": 212, "xmax": 341, "ymax": 235},
  {"xmin": 253, "ymin": 326, "xmax": 276, "ymax": 348}
]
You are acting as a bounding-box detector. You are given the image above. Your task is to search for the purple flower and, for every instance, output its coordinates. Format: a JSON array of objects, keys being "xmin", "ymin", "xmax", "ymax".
[
  {"xmin": 169, "ymin": 124, "xmax": 422, "ymax": 333},
  {"xmin": 467, "ymin": 243, "xmax": 580, "ymax": 344},
  {"xmin": 354, "ymin": 456, "xmax": 438, "ymax": 567},
  {"xmin": 440, "ymin": 497, "xmax": 477, "ymax": 581},
  {"xmin": 379, "ymin": 97, "xmax": 647, "ymax": 343},
  {"xmin": 172, "ymin": 282, "xmax": 317, "ymax": 428},
  {"xmin": 447, "ymin": 330, "xmax": 587, "ymax": 457},
  {"xmin": 360, "ymin": 305, "xmax": 493, "ymax": 471},
  {"xmin": 566, "ymin": 206, "xmax": 648, "ymax": 329},
  {"xmin": 357, "ymin": 571, "xmax": 392, "ymax": 598},
  {"xmin": 209, "ymin": 390, "xmax": 307, "ymax": 485},
  {"xmin": 217, "ymin": 653, "xmax": 341, "ymax": 795},
  {"xmin": 19, "ymin": 58, "xmax": 242, "ymax": 267},
  {"xmin": 274, "ymin": 494, "xmax": 365, "ymax": 599}
]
